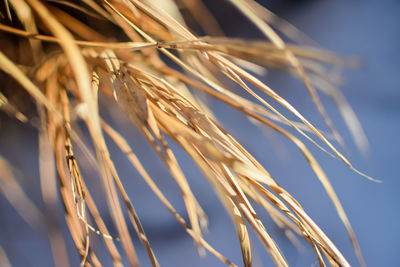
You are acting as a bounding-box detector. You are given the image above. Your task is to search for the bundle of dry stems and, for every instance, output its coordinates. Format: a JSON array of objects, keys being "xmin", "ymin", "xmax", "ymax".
[{"xmin": 0, "ymin": 0, "xmax": 377, "ymax": 266}]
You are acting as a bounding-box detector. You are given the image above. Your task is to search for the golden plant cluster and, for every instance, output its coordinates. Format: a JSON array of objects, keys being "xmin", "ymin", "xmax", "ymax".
[{"xmin": 0, "ymin": 0, "xmax": 375, "ymax": 266}]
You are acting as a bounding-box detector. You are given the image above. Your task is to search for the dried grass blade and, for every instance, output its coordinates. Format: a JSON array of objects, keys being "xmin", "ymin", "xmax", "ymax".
[
  {"xmin": 228, "ymin": 0, "xmax": 346, "ymax": 151},
  {"xmin": 55, "ymin": 133, "xmax": 111, "ymax": 267},
  {"xmin": 237, "ymin": 178, "xmax": 302, "ymax": 237},
  {"xmin": 0, "ymin": 247, "xmax": 11, "ymax": 267},
  {"xmin": 46, "ymin": 0, "xmax": 103, "ymax": 19},
  {"xmin": 0, "ymin": 92, "xmax": 28, "ymax": 122},
  {"xmin": 0, "ymin": 23, "xmax": 160, "ymax": 50},
  {"xmin": 212, "ymin": 53, "xmax": 379, "ymax": 182},
  {"xmin": 159, "ymin": 60, "xmax": 363, "ymax": 263},
  {"xmin": 176, "ymin": 141, "xmax": 256, "ymax": 267},
  {"xmin": 57, "ymin": 142, "xmax": 122, "ymax": 266},
  {"xmin": 114, "ymin": 23, "xmax": 339, "ymax": 165},
  {"xmin": 152, "ymin": 102, "xmax": 288, "ymax": 266},
  {"xmin": 252, "ymin": 109, "xmax": 365, "ymax": 265},
  {"xmin": 244, "ymin": 0, "xmax": 316, "ymax": 45},
  {"xmin": 125, "ymin": 0, "xmax": 192, "ymax": 39},
  {"xmin": 0, "ymin": 155, "xmax": 43, "ymax": 231},
  {"xmin": 94, "ymin": 151, "xmax": 140, "ymax": 267},
  {"xmin": 194, "ymin": 156, "xmax": 252, "ymax": 267},
  {"xmin": 242, "ymin": 178, "xmax": 327, "ymax": 266},
  {"xmin": 0, "ymin": 51, "xmax": 58, "ymax": 114},
  {"xmin": 187, "ymin": 126, "xmax": 327, "ymax": 265},
  {"xmin": 100, "ymin": 50, "xmax": 205, "ymax": 250},
  {"xmin": 4, "ymin": 0, "xmax": 11, "ymax": 20},
  {"xmin": 227, "ymin": 200, "xmax": 252, "ymax": 267},
  {"xmin": 24, "ymin": 2, "xmax": 143, "ymax": 265},
  {"xmin": 158, "ymin": 66, "xmax": 327, "ymax": 136},
  {"xmin": 101, "ymin": 145, "xmax": 159, "ymax": 267},
  {"xmin": 38, "ymin": 105, "xmax": 70, "ymax": 267},
  {"xmin": 24, "ymin": 0, "xmax": 95, "ymax": 127},
  {"xmin": 0, "ymin": 0, "xmax": 373, "ymax": 266},
  {"xmin": 218, "ymin": 80, "xmax": 364, "ymax": 264},
  {"xmin": 9, "ymin": 0, "xmax": 42, "ymax": 62},
  {"xmin": 77, "ymin": 98, "xmax": 140, "ymax": 264},
  {"xmin": 24, "ymin": 0, "xmax": 115, "ymax": 190},
  {"xmin": 219, "ymin": 167, "xmax": 252, "ymax": 267},
  {"xmin": 265, "ymin": 185, "xmax": 350, "ymax": 267},
  {"xmin": 82, "ymin": 0, "xmax": 113, "ymax": 21},
  {"xmin": 46, "ymin": 4, "xmax": 105, "ymax": 41},
  {"xmin": 59, "ymin": 89, "xmax": 123, "ymax": 265},
  {"xmin": 54, "ymin": 135, "xmax": 88, "ymax": 263},
  {"xmin": 311, "ymin": 74, "xmax": 369, "ymax": 154},
  {"xmin": 179, "ymin": 0, "xmax": 224, "ymax": 36},
  {"xmin": 101, "ymin": 120, "xmax": 236, "ymax": 266}
]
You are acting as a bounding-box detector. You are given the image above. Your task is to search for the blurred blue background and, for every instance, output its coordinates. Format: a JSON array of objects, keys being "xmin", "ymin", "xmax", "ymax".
[{"xmin": 1, "ymin": 0, "xmax": 399, "ymax": 266}]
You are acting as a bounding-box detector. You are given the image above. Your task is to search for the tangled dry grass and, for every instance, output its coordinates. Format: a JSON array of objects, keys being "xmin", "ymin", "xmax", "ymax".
[{"xmin": 0, "ymin": 0, "xmax": 377, "ymax": 266}]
